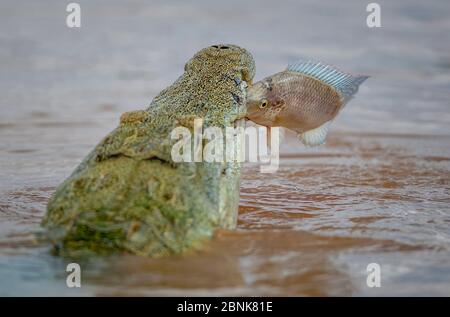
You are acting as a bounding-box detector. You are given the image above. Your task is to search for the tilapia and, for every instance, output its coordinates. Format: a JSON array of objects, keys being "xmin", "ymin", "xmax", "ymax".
[{"xmin": 246, "ymin": 60, "xmax": 368, "ymax": 146}]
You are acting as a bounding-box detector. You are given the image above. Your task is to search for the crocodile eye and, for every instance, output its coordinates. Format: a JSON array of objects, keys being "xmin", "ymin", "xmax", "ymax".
[
  {"xmin": 259, "ymin": 99, "xmax": 268, "ymax": 109},
  {"xmin": 211, "ymin": 45, "xmax": 219, "ymax": 48}
]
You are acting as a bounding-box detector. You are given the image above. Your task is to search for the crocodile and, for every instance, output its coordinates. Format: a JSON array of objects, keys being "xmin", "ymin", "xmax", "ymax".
[{"xmin": 42, "ymin": 44, "xmax": 255, "ymax": 257}]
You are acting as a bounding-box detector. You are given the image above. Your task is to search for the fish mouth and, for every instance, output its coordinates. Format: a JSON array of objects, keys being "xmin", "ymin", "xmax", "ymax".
[{"xmin": 233, "ymin": 117, "xmax": 246, "ymax": 129}]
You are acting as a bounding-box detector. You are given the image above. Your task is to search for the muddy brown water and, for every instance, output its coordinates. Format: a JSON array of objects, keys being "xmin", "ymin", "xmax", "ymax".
[{"xmin": 1, "ymin": 0, "xmax": 450, "ymax": 296}]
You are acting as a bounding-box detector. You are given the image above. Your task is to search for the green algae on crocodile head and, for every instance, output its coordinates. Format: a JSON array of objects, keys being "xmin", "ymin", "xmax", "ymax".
[{"xmin": 42, "ymin": 44, "xmax": 255, "ymax": 257}]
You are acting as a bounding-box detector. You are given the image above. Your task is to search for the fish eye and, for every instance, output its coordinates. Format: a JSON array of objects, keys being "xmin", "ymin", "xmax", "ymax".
[{"xmin": 259, "ymin": 99, "xmax": 268, "ymax": 109}]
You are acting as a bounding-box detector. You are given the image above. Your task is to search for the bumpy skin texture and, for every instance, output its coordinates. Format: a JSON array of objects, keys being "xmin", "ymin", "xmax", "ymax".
[{"xmin": 43, "ymin": 44, "xmax": 255, "ymax": 257}]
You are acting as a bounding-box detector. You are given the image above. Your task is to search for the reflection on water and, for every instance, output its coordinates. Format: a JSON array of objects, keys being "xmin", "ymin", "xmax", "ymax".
[{"xmin": 1, "ymin": 0, "xmax": 450, "ymax": 296}]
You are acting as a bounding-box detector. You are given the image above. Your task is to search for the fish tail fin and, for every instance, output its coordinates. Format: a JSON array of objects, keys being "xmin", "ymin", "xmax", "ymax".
[{"xmin": 287, "ymin": 60, "xmax": 369, "ymax": 103}]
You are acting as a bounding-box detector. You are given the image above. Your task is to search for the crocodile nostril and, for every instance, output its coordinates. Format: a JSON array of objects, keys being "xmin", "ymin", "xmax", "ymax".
[{"xmin": 211, "ymin": 45, "xmax": 230, "ymax": 49}]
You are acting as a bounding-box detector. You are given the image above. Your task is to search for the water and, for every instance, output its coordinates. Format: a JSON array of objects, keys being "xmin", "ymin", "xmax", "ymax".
[{"xmin": 1, "ymin": 0, "xmax": 449, "ymax": 296}]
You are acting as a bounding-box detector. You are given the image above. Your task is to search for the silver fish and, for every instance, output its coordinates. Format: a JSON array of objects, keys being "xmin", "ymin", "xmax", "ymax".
[{"xmin": 246, "ymin": 60, "xmax": 369, "ymax": 146}]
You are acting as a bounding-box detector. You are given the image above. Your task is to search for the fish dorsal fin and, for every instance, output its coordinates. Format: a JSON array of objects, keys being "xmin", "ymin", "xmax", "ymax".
[{"xmin": 287, "ymin": 60, "xmax": 369, "ymax": 103}]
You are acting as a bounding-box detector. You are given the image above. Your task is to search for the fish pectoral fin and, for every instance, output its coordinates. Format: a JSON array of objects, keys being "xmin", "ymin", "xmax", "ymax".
[{"xmin": 298, "ymin": 121, "xmax": 331, "ymax": 147}]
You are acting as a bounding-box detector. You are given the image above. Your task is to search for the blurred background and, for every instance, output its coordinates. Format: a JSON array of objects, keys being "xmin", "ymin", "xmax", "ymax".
[{"xmin": 0, "ymin": 0, "xmax": 449, "ymax": 296}]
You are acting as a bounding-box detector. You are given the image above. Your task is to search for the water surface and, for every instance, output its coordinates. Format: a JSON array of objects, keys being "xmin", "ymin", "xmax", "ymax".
[{"xmin": 1, "ymin": 0, "xmax": 449, "ymax": 296}]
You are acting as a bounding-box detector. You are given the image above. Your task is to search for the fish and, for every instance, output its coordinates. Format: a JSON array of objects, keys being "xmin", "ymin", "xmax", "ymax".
[{"xmin": 246, "ymin": 60, "xmax": 369, "ymax": 146}]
